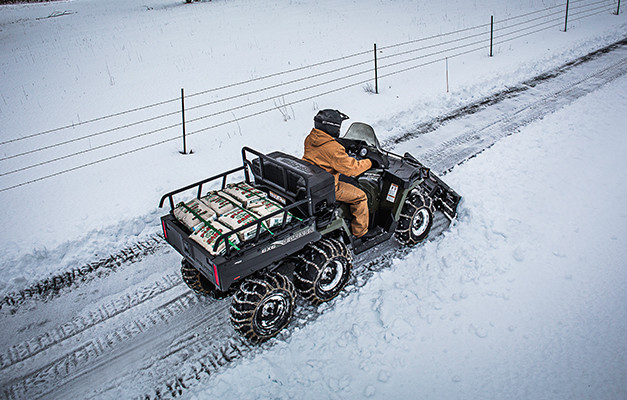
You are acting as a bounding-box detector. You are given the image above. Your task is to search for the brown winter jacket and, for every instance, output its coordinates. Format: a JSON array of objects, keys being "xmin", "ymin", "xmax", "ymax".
[{"xmin": 302, "ymin": 128, "xmax": 372, "ymax": 184}]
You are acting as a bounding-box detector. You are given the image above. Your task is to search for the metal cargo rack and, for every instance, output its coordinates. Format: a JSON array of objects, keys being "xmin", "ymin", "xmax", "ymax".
[{"xmin": 158, "ymin": 147, "xmax": 329, "ymax": 290}]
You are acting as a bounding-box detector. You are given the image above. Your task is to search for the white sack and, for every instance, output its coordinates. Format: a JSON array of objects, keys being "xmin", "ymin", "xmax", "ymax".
[
  {"xmin": 250, "ymin": 198, "xmax": 292, "ymax": 228},
  {"xmin": 201, "ymin": 191, "xmax": 240, "ymax": 216},
  {"xmin": 219, "ymin": 207, "xmax": 270, "ymax": 242},
  {"xmin": 189, "ymin": 220, "xmax": 240, "ymax": 256},
  {"xmin": 223, "ymin": 182, "xmax": 267, "ymax": 208},
  {"xmin": 173, "ymin": 198, "xmax": 216, "ymax": 231}
]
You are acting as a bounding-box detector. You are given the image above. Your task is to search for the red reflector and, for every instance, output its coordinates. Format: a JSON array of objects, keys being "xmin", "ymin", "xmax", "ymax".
[
  {"xmin": 161, "ymin": 220, "xmax": 168, "ymax": 240},
  {"xmin": 213, "ymin": 263, "xmax": 220, "ymax": 287}
]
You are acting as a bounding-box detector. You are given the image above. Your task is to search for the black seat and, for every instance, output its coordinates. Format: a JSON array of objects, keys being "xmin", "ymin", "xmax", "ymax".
[{"xmin": 251, "ymin": 151, "xmax": 336, "ymax": 218}]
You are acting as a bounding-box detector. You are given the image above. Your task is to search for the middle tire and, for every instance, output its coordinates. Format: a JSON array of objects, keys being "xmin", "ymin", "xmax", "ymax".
[{"xmin": 294, "ymin": 238, "xmax": 353, "ymax": 304}]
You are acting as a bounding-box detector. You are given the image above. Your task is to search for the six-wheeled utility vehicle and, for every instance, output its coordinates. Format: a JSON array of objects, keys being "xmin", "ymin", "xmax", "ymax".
[{"xmin": 159, "ymin": 122, "xmax": 460, "ymax": 342}]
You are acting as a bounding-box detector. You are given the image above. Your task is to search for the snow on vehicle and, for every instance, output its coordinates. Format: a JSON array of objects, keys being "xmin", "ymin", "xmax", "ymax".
[{"xmin": 159, "ymin": 122, "xmax": 461, "ymax": 342}]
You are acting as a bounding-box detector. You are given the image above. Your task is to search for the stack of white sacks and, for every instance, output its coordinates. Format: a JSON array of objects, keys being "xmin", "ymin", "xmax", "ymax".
[{"xmin": 173, "ymin": 182, "xmax": 292, "ymax": 255}]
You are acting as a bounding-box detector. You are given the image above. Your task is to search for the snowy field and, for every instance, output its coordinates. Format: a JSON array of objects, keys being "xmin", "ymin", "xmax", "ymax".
[
  {"xmin": 0, "ymin": 0, "xmax": 625, "ymax": 295},
  {"xmin": 0, "ymin": 0, "xmax": 626, "ymax": 398}
]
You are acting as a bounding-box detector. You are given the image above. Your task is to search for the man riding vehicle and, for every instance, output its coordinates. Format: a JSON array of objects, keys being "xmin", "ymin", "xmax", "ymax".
[{"xmin": 302, "ymin": 109, "xmax": 386, "ymax": 240}]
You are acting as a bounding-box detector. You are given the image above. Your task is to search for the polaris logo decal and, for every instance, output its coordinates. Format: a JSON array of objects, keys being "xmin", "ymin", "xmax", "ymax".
[{"xmin": 261, "ymin": 226, "xmax": 315, "ymax": 254}]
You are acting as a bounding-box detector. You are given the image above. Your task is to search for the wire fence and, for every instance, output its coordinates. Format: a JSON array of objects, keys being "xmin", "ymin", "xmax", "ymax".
[{"xmin": 0, "ymin": 0, "xmax": 621, "ymax": 193}]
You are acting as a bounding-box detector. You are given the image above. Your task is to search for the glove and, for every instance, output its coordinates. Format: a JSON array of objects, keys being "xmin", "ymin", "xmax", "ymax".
[{"xmin": 367, "ymin": 152, "xmax": 389, "ymax": 169}]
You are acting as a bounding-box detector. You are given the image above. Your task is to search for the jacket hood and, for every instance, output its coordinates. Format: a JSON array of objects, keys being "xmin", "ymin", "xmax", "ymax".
[{"xmin": 307, "ymin": 128, "xmax": 336, "ymax": 147}]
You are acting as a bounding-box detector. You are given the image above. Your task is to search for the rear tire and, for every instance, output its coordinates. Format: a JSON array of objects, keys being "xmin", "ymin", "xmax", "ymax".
[
  {"xmin": 294, "ymin": 238, "xmax": 353, "ymax": 304},
  {"xmin": 395, "ymin": 190, "xmax": 434, "ymax": 245},
  {"xmin": 181, "ymin": 259, "xmax": 218, "ymax": 296},
  {"xmin": 230, "ymin": 272, "xmax": 295, "ymax": 343}
]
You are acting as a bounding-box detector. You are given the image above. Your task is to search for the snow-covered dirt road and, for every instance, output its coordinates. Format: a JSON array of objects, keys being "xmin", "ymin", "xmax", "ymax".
[{"xmin": 1, "ymin": 39, "xmax": 625, "ymax": 399}]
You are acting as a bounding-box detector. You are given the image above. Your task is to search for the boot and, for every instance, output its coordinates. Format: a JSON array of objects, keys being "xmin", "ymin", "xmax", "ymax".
[{"xmin": 355, "ymin": 226, "xmax": 383, "ymax": 242}]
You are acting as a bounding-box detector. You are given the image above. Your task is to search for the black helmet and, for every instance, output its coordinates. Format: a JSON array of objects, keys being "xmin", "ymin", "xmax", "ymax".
[{"xmin": 313, "ymin": 109, "xmax": 349, "ymax": 138}]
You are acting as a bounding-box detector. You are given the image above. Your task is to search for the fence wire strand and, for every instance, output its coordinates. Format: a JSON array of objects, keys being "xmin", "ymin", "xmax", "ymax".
[
  {"xmin": 496, "ymin": 2, "xmax": 567, "ymax": 24},
  {"xmin": 0, "ymin": 0, "xmax": 619, "ymax": 193},
  {"xmin": 0, "ymin": 96, "xmax": 180, "ymax": 147},
  {"xmin": 378, "ymin": 22, "xmax": 491, "ymax": 51}
]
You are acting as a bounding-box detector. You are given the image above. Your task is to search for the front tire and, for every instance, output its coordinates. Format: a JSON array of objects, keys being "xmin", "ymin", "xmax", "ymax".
[
  {"xmin": 395, "ymin": 190, "xmax": 434, "ymax": 245},
  {"xmin": 294, "ymin": 238, "xmax": 353, "ymax": 304},
  {"xmin": 230, "ymin": 272, "xmax": 295, "ymax": 343}
]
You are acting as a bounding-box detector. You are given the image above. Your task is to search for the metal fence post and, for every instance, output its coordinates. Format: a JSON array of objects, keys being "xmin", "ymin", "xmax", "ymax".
[
  {"xmin": 617, "ymin": 0, "xmax": 621, "ymax": 15},
  {"xmin": 374, "ymin": 43, "xmax": 379, "ymax": 94},
  {"xmin": 564, "ymin": 0, "xmax": 570, "ymax": 32},
  {"xmin": 445, "ymin": 57, "xmax": 449, "ymax": 93},
  {"xmin": 490, "ymin": 15, "xmax": 494, "ymax": 57},
  {"xmin": 181, "ymin": 88, "xmax": 187, "ymax": 155}
]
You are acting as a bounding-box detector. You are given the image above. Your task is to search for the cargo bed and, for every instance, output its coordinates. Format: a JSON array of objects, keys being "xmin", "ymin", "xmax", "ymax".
[{"xmin": 159, "ymin": 147, "xmax": 336, "ymax": 292}]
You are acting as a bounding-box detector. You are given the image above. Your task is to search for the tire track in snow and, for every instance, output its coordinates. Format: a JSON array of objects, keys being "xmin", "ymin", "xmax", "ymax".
[
  {"xmin": 421, "ymin": 52, "xmax": 627, "ymax": 174},
  {"xmin": 0, "ymin": 233, "xmax": 166, "ymax": 312},
  {"xmin": 382, "ymin": 38, "xmax": 627, "ymax": 151},
  {"xmin": 1, "ymin": 39, "xmax": 626, "ymax": 400},
  {"xmin": 0, "ymin": 272, "xmax": 181, "ymax": 370},
  {"xmin": 3, "ymin": 288, "xmax": 198, "ymax": 399}
]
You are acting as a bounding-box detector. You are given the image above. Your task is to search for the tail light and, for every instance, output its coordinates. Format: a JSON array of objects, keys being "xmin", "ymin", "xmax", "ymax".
[{"xmin": 213, "ymin": 263, "xmax": 220, "ymax": 288}]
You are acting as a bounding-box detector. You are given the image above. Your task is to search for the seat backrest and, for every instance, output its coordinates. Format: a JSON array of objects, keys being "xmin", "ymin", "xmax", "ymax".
[{"xmin": 249, "ymin": 151, "xmax": 335, "ymax": 217}]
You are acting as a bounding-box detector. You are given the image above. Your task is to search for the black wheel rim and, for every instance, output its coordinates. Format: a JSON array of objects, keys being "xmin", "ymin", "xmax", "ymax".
[
  {"xmin": 253, "ymin": 291, "xmax": 291, "ymax": 337},
  {"xmin": 318, "ymin": 258, "xmax": 345, "ymax": 293}
]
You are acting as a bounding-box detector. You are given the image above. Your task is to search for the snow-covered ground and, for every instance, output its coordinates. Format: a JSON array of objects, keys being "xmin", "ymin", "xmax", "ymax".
[
  {"xmin": 0, "ymin": 0, "xmax": 625, "ymax": 296},
  {"xmin": 0, "ymin": 0, "xmax": 626, "ymax": 398},
  {"xmin": 190, "ymin": 72, "xmax": 627, "ymax": 400}
]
